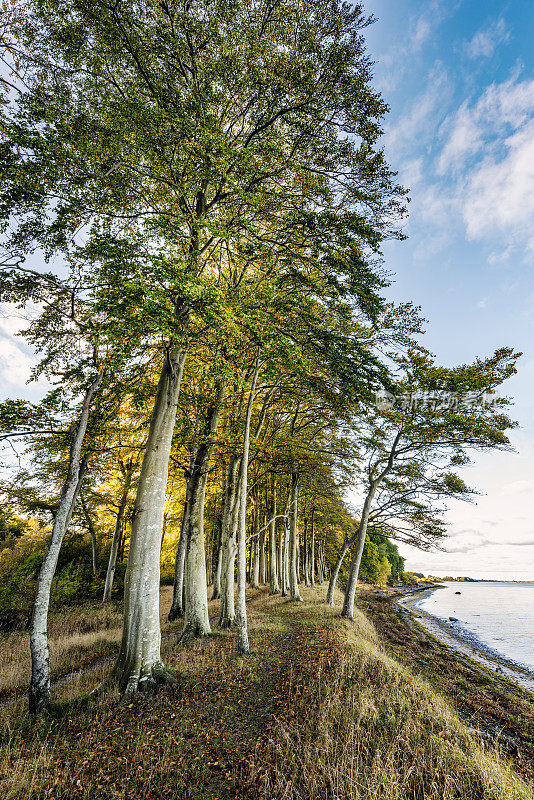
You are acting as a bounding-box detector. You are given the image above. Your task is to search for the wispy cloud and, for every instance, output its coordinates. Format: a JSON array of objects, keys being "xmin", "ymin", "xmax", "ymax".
[
  {"xmin": 465, "ymin": 17, "xmax": 511, "ymax": 60},
  {"xmin": 436, "ymin": 72, "xmax": 534, "ymax": 257},
  {"xmin": 384, "ymin": 64, "xmax": 452, "ymax": 156},
  {"xmin": 0, "ymin": 336, "xmax": 34, "ymax": 392},
  {"xmin": 373, "ymin": 1, "xmax": 461, "ymax": 94}
]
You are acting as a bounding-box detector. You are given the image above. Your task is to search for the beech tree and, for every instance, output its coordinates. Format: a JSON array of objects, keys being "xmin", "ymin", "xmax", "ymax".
[
  {"xmin": 2, "ymin": 0, "xmax": 406, "ymax": 695},
  {"xmin": 328, "ymin": 348, "xmax": 519, "ymax": 618}
]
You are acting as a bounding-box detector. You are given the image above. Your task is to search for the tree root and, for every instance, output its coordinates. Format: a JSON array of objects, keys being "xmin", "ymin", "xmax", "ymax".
[
  {"xmin": 87, "ymin": 661, "xmax": 177, "ymax": 702},
  {"xmin": 217, "ymin": 617, "xmax": 236, "ymax": 630},
  {"xmin": 178, "ymin": 623, "xmax": 211, "ymax": 644}
]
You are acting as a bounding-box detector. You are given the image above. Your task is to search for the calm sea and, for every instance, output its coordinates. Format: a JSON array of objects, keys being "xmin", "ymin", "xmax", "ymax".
[{"xmin": 415, "ymin": 581, "xmax": 534, "ymax": 672}]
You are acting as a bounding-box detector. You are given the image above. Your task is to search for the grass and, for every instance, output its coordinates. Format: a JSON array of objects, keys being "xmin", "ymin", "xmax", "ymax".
[
  {"xmin": 0, "ymin": 586, "xmax": 532, "ymax": 799},
  {"xmin": 0, "ymin": 587, "xmax": 182, "ymax": 706},
  {"xmin": 358, "ymin": 587, "xmax": 534, "ymax": 779}
]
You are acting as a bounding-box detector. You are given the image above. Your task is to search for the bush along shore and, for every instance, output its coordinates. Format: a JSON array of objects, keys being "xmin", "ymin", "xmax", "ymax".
[{"xmin": 0, "ymin": 586, "xmax": 532, "ymax": 800}]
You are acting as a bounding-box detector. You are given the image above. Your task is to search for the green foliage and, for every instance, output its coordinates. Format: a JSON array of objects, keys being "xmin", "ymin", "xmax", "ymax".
[
  {"xmin": 401, "ymin": 572, "xmax": 421, "ymax": 587},
  {"xmin": 357, "ymin": 536, "xmax": 391, "ymax": 585},
  {"xmin": 0, "ymin": 506, "xmax": 27, "ymax": 548},
  {"xmin": 368, "ymin": 530, "xmax": 405, "ymax": 583}
]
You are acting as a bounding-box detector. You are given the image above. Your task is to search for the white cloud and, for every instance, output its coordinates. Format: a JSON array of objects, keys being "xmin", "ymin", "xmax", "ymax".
[
  {"xmin": 465, "ymin": 18, "xmax": 511, "ymax": 60},
  {"xmin": 438, "ymin": 72, "xmax": 534, "ymax": 173},
  {"xmin": 0, "ymin": 335, "xmax": 34, "ymax": 391},
  {"xmin": 464, "ymin": 119, "xmax": 534, "ymax": 251},
  {"xmin": 372, "ymin": 1, "xmax": 460, "ymax": 94},
  {"xmin": 0, "ymin": 303, "xmax": 45, "ymax": 400},
  {"xmin": 398, "ymin": 158, "xmax": 424, "ymax": 189},
  {"xmin": 437, "ymin": 102, "xmax": 483, "ymax": 174},
  {"xmin": 411, "ymin": 17, "xmax": 432, "ymax": 50},
  {"xmin": 435, "ymin": 73, "xmax": 534, "ymax": 257},
  {"xmin": 385, "ymin": 65, "xmax": 451, "ymax": 156}
]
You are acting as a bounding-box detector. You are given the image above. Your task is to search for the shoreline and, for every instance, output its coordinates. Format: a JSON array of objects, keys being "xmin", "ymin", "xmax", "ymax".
[
  {"xmin": 358, "ymin": 586, "xmax": 534, "ymax": 778},
  {"xmin": 396, "ymin": 584, "xmax": 534, "ymax": 692}
]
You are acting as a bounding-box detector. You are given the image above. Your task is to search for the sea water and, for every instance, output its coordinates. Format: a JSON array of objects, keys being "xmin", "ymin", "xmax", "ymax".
[{"xmin": 415, "ymin": 581, "xmax": 534, "ymax": 672}]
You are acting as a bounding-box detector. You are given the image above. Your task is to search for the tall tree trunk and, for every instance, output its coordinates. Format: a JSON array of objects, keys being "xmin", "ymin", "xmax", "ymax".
[
  {"xmin": 211, "ymin": 510, "xmax": 223, "ymax": 600},
  {"xmin": 303, "ymin": 515, "xmax": 310, "ymax": 587},
  {"xmin": 288, "ymin": 472, "xmax": 302, "ymax": 602},
  {"xmin": 218, "ymin": 455, "xmax": 240, "ymax": 628},
  {"xmin": 30, "ymin": 371, "xmax": 102, "ymax": 713},
  {"xmin": 103, "ymin": 463, "xmax": 133, "ymax": 602},
  {"xmin": 181, "ymin": 379, "xmax": 226, "ymax": 640},
  {"xmin": 279, "ymin": 522, "xmax": 287, "ymax": 598},
  {"xmin": 259, "ymin": 490, "xmax": 267, "ymax": 585},
  {"xmin": 259, "ymin": 526, "xmax": 266, "ymax": 585},
  {"xmin": 281, "ymin": 520, "xmax": 290, "ymax": 596},
  {"xmin": 310, "ymin": 507, "xmax": 315, "ymax": 588},
  {"xmin": 341, "ymin": 501, "xmax": 376, "ymax": 621},
  {"xmin": 111, "ymin": 336, "xmax": 188, "ymax": 695},
  {"xmin": 236, "ymin": 362, "xmax": 259, "ymax": 655},
  {"xmin": 317, "ymin": 540, "xmax": 324, "ymax": 584},
  {"xmin": 167, "ymin": 486, "xmax": 190, "ymax": 620},
  {"xmin": 326, "ymin": 539, "xmax": 350, "ymax": 605},
  {"xmin": 251, "ymin": 488, "xmax": 260, "ymax": 589},
  {"xmin": 269, "ymin": 477, "xmax": 279, "ymax": 594},
  {"xmin": 81, "ymin": 495, "xmax": 98, "ymax": 577},
  {"xmin": 341, "ymin": 481, "xmax": 378, "ymax": 619}
]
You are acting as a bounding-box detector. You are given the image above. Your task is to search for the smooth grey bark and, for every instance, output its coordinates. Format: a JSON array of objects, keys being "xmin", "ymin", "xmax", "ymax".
[
  {"xmin": 341, "ymin": 487, "xmax": 377, "ymax": 619},
  {"xmin": 181, "ymin": 378, "xmax": 226, "ymax": 641},
  {"xmin": 284, "ymin": 525, "xmax": 290, "ymax": 593},
  {"xmin": 111, "ymin": 338, "xmax": 188, "ymax": 695},
  {"xmin": 211, "ymin": 514, "xmax": 223, "ymax": 600},
  {"xmin": 340, "ymin": 432, "xmax": 402, "ymax": 617},
  {"xmin": 279, "ymin": 525, "xmax": 287, "ymax": 597},
  {"xmin": 259, "ymin": 502, "xmax": 267, "ymax": 585},
  {"xmin": 168, "ymin": 490, "xmax": 190, "ymax": 620},
  {"xmin": 236, "ymin": 363, "xmax": 259, "ymax": 655},
  {"xmin": 103, "ymin": 462, "xmax": 133, "ymax": 602},
  {"xmin": 281, "ymin": 520, "xmax": 290, "ymax": 596},
  {"xmin": 317, "ymin": 540, "xmax": 324, "ymax": 584},
  {"xmin": 326, "ymin": 539, "xmax": 350, "ymax": 604},
  {"xmin": 269, "ymin": 477, "xmax": 279, "ymax": 594},
  {"xmin": 303, "ymin": 515, "xmax": 310, "ymax": 587},
  {"xmin": 251, "ymin": 489, "xmax": 260, "ymax": 589},
  {"xmin": 310, "ymin": 507, "xmax": 315, "ymax": 588},
  {"xmin": 218, "ymin": 454, "xmax": 240, "ymax": 628},
  {"xmin": 29, "ymin": 371, "xmax": 102, "ymax": 713},
  {"xmin": 81, "ymin": 495, "xmax": 98, "ymax": 576},
  {"xmin": 168, "ymin": 450, "xmax": 196, "ymax": 620},
  {"xmin": 288, "ymin": 472, "xmax": 302, "ymax": 602}
]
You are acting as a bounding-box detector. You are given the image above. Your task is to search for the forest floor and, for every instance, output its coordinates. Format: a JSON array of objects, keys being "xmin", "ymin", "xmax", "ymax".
[{"xmin": 0, "ymin": 585, "xmax": 533, "ymax": 799}]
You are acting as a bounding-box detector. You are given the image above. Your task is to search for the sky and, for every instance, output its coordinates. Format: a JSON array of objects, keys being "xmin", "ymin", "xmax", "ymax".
[
  {"xmin": 0, "ymin": 1, "xmax": 533, "ymax": 580},
  {"xmin": 359, "ymin": 0, "xmax": 534, "ymax": 579}
]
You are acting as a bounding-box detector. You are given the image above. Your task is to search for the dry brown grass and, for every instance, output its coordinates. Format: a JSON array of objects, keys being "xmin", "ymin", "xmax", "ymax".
[
  {"xmin": 0, "ymin": 586, "xmax": 531, "ymax": 800},
  {"xmin": 0, "ymin": 586, "xmax": 180, "ymax": 704},
  {"xmin": 256, "ymin": 589, "xmax": 532, "ymax": 800}
]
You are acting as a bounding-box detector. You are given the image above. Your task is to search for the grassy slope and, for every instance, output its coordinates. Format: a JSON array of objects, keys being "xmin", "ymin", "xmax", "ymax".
[
  {"xmin": 359, "ymin": 588, "xmax": 534, "ymax": 779},
  {"xmin": 0, "ymin": 586, "xmax": 532, "ymax": 799}
]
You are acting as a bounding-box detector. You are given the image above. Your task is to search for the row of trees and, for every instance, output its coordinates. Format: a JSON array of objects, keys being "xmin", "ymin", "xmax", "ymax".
[{"xmin": 0, "ymin": 0, "xmax": 518, "ymax": 713}]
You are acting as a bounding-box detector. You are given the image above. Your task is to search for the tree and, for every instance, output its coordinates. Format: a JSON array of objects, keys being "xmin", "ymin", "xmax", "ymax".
[
  {"xmin": 2, "ymin": 0, "xmax": 406, "ymax": 693},
  {"xmin": 333, "ymin": 347, "xmax": 519, "ymax": 619}
]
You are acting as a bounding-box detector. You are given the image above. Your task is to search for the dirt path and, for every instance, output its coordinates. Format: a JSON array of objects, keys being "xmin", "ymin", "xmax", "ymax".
[
  {"xmin": 0, "ymin": 593, "xmax": 255, "ymax": 711},
  {"xmin": 1, "ymin": 592, "xmax": 322, "ymax": 799}
]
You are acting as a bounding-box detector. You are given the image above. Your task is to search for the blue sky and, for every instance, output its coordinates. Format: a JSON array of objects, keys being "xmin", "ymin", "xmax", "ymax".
[
  {"xmin": 358, "ymin": 0, "xmax": 534, "ymax": 578},
  {"xmin": 1, "ymin": 1, "xmax": 533, "ymax": 579}
]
